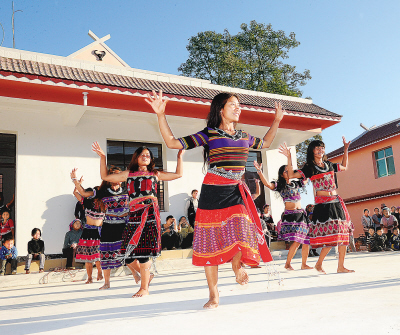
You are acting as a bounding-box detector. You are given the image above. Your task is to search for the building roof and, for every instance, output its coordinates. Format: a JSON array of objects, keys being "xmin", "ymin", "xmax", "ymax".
[
  {"xmin": 0, "ymin": 49, "xmax": 340, "ymax": 121},
  {"xmin": 327, "ymin": 118, "xmax": 400, "ymax": 159}
]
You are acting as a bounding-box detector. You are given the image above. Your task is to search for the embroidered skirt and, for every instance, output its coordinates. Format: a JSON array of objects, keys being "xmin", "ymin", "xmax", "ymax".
[
  {"xmin": 277, "ymin": 209, "xmax": 310, "ymax": 244},
  {"xmin": 309, "ymin": 195, "xmax": 352, "ymax": 248},
  {"xmin": 100, "ymin": 218, "xmax": 127, "ymax": 270},
  {"xmin": 76, "ymin": 224, "xmax": 101, "ymax": 263},
  {"xmin": 192, "ymin": 173, "xmax": 272, "ymax": 267},
  {"xmin": 121, "ymin": 196, "xmax": 161, "ymax": 263}
]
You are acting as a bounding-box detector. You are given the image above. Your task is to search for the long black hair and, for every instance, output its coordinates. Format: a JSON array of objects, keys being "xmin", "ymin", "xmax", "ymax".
[
  {"xmin": 99, "ymin": 165, "xmax": 122, "ymax": 192},
  {"xmin": 306, "ymin": 139, "xmax": 327, "ymax": 166},
  {"xmin": 128, "ymin": 146, "xmax": 157, "ymax": 172},
  {"xmin": 203, "ymin": 92, "xmax": 239, "ymax": 167},
  {"xmin": 275, "ymin": 165, "xmax": 288, "ymax": 193}
]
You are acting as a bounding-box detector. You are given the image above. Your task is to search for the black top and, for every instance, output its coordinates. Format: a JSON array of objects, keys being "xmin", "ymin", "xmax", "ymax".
[{"xmin": 28, "ymin": 239, "xmax": 45, "ymax": 254}]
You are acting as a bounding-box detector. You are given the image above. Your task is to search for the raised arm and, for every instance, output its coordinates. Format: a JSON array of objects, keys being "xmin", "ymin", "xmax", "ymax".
[
  {"xmin": 91, "ymin": 142, "xmax": 129, "ymax": 183},
  {"xmin": 278, "ymin": 143, "xmax": 302, "ymax": 179},
  {"xmin": 338, "ymin": 136, "xmax": 350, "ymax": 171},
  {"xmin": 261, "ymin": 101, "xmax": 284, "ymax": 149},
  {"xmin": 145, "ymin": 90, "xmax": 183, "ymax": 150},
  {"xmin": 158, "ymin": 149, "xmax": 185, "ymax": 181},
  {"xmin": 70, "ymin": 169, "xmax": 94, "ymax": 198},
  {"xmin": 253, "ymin": 161, "xmax": 275, "ymax": 190}
]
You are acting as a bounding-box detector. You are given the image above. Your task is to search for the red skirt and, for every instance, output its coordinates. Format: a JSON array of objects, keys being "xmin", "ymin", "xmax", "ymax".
[
  {"xmin": 76, "ymin": 224, "xmax": 101, "ymax": 263},
  {"xmin": 192, "ymin": 173, "xmax": 272, "ymax": 266}
]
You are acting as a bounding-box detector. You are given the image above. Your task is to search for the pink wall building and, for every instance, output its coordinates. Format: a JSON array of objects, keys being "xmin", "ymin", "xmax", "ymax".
[{"xmin": 327, "ymin": 119, "xmax": 400, "ymax": 237}]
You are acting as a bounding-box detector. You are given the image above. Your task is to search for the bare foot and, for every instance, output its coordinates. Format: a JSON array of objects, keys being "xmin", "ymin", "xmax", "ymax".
[
  {"xmin": 337, "ymin": 267, "xmax": 355, "ymax": 273},
  {"xmin": 132, "ymin": 288, "xmax": 149, "ymax": 298},
  {"xmin": 284, "ymin": 264, "xmax": 294, "ymax": 271},
  {"xmin": 85, "ymin": 278, "xmax": 93, "ymax": 284},
  {"xmin": 133, "ymin": 271, "xmax": 141, "ymax": 284},
  {"xmin": 97, "ymin": 273, "xmax": 103, "ymax": 281},
  {"xmin": 203, "ymin": 298, "xmax": 219, "ymax": 309},
  {"xmin": 301, "ymin": 264, "xmax": 313, "ymax": 270},
  {"xmin": 235, "ymin": 267, "xmax": 249, "ymax": 285},
  {"xmin": 99, "ymin": 283, "xmax": 110, "ymax": 290},
  {"xmin": 314, "ymin": 265, "xmax": 326, "ymax": 274}
]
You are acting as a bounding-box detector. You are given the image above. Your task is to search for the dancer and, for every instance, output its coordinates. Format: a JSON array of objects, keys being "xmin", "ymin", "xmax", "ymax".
[
  {"xmin": 97, "ymin": 166, "xmax": 130, "ymax": 290},
  {"xmin": 92, "ymin": 142, "xmax": 184, "ymax": 298},
  {"xmin": 145, "ymin": 90, "xmax": 283, "ymax": 309},
  {"xmin": 280, "ymin": 139, "xmax": 354, "ymax": 274},
  {"xmin": 71, "ymin": 170, "xmax": 104, "ymax": 283},
  {"xmin": 254, "ymin": 159, "xmax": 312, "ymax": 271}
]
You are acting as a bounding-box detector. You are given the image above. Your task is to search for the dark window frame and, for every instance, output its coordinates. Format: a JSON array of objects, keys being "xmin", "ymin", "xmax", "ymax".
[{"xmin": 245, "ymin": 150, "xmax": 265, "ymax": 210}]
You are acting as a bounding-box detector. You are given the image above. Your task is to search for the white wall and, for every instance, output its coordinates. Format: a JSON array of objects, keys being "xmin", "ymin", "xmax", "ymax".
[{"xmin": 0, "ymin": 102, "xmax": 208, "ymax": 254}]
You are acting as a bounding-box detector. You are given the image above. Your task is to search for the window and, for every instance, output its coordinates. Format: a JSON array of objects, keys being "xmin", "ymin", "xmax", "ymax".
[
  {"xmin": 107, "ymin": 140, "xmax": 165, "ymax": 210},
  {"xmin": 374, "ymin": 147, "xmax": 395, "ymax": 178},
  {"xmin": 0, "ymin": 174, "xmax": 2, "ymax": 192}
]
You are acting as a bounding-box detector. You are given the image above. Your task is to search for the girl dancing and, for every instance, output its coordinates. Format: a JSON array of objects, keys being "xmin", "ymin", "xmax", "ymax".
[{"xmin": 145, "ymin": 90, "xmax": 283, "ymax": 309}]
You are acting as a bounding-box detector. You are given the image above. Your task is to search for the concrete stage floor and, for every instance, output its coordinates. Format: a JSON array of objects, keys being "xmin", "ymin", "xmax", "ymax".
[{"xmin": 0, "ymin": 251, "xmax": 399, "ymax": 334}]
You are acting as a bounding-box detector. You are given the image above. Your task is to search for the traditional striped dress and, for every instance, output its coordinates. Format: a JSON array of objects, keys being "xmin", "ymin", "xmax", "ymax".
[{"xmin": 178, "ymin": 127, "xmax": 272, "ymax": 267}]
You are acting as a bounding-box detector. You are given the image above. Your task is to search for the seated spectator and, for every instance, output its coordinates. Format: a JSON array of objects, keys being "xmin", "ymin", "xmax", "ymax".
[
  {"xmin": 62, "ymin": 219, "xmax": 83, "ymax": 269},
  {"xmin": 381, "ymin": 207, "xmax": 398, "ymax": 246},
  {"xmin": 261, "ymin": 204, "xmax": 277, "ymax": 241},
  {"xmin": 0, "ymin": 210, "xmax": 15, "ymax": 244},
  {"xmin": 371, "ymin": 207, "xmax": 382, "ymax": 231},
  {"xmin": 0, "ymin": 237, "xmax": 17, "ymax": 275},
  {"xmin": 161, "ymin": 215, "xmax": 180, "ymax": 250},
  {"xmin": 391, "ymin": 227, "xmax": 400, "ymax": 251},
  {"xmin": 367, "ymin": 227, "xmax": 382, "ymax": 252},
  {"xmin": 178, "ymin": 216, "xmax": 194, "ymax": 249},
  {"xmin": 25, "ymin": 228, "xmax": 45, "ymax": 274},
  {"xmin": 361, "ymin": 209, "xmax": 373, "ymax": 237}
]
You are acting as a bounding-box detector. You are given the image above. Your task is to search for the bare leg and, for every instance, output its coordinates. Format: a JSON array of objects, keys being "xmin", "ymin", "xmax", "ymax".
[
  {"xmin": 301, "ymin": 244, "xmax": 313, "ymax": 270},
  {"xmin": 285, "ymin": 242, "xmax": 300, "ymax": 270},
  {"xmin": 85, "ymin": 263, "xmax": 93, "ymax": 283},
  {"xmin": 337, "ymin": 245, "xmax": 354, "ymax": 273},
  {"xmin": 132, "ymin": 261, "xmax": 151, "ymax": 298},
  {"xmin": 314, "ymin": 247, "xmax": 331, "ymax": 274},
  {"xmin": 126, "ymin": 260, "xmax": 141, "ymax": 284},
  {"xmin": 99, "ymin": 269, "xmax": 111, "ymax": 289},
  {"xmin": 231, "ymin": 251, "xmax": 249, "ymax": 285},
  {"xmin": 204, "ymin": 265, "xmax": 219, "ymax": 309},
  {"xmin": 95, "ymin": 261, "xmax": 103, "ymax": 281}
]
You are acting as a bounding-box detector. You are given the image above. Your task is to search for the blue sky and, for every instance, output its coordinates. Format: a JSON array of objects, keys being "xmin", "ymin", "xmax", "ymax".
[{"xmin": 1, "ymin": 0, "xmax": 398, "ymax": 204}]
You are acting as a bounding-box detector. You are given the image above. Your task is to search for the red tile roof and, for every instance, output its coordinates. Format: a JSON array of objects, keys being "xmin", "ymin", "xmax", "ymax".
[
  {"xmin": 327, "ymin": 118, "xmax": 400, "ymax": 158},
  {"xmin": 0, "ymin": 56, "xmax": 340, "ymax": 119}
]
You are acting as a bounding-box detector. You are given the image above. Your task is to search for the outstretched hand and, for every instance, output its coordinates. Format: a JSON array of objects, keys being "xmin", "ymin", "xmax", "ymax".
[
  {"xmin": 92, "ymin": 141, "xmax": 105, "ymax": 157},
  {"xmin": 278, "ymin": 143, "xmax": 291, "ymax": 157},
  {"xmin": 343, "ymin": 136, "xmax": 351, "ymax": 151},
  {"xmin": 274, "ymin": 101, "xmax": 285, "ymax": 122},
  {"xmin": 145, "ymin": 90, "xmax": 168, "ymax": 115},
  {"xmin": 253, "ymin": 160, "xmax": 262, "ymax": 171}
]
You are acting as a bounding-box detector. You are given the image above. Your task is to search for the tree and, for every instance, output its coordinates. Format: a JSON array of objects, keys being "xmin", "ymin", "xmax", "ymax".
[
  {"xmin": 295, "ymin": 134, "xmax": 323, "ymax": 168},
  {"xmin": 178, "ymin": 20, "xmax": 311, "ymax": 97}
]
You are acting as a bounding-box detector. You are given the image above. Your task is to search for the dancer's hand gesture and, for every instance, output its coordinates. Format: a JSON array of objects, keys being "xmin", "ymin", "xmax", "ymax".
[
  {"xmin": 278, "ymin": 143, "xmax": 291, "ymax": 158},
  {"xmin": 343, "ymin": 136, "xmax": 351, "ymax": 151},
  {"xmin": 274, "ymin": 101, "xmax": 285, "ymax": 122},
  {"xmin": 177, "ymin": 149, "xmax": 185, "ymax": 159},
  {"xmin": 253, "ymin": 161, "xmax": 262, "ymax": 172},
  {"xmin": 92, "ymin": 141, "xmax": 105, "ymax": 157},
  {"xmin": 70, "ymin": 168, "xmax": 78, "ymax": 180},
  {"xmin": 145, "ymin": 90, "xmax": 168, "ymax": 115}
]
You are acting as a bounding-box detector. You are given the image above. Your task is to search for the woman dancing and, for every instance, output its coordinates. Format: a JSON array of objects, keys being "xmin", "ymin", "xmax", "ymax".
[
  {"xmin": 97, "ymin": 166, "xmax": 130, "ymax": 290},
  {"xmin": 92, "ymin": 142, "xmax": 184, "ymax": 297},
  {"xmin": 71, "ymin": 170, "xmax": 104, "ymax": 283},
  {"xmin": 280, "ymin": 139, "xmax": 354, "ymax": 274},
  {"xmin": 254, "ymin": 158, "xmax": 312, "ymax": 271},
  {"xmin": 145, "ymin": 90, "xmax": 283, "ymax": 309}
]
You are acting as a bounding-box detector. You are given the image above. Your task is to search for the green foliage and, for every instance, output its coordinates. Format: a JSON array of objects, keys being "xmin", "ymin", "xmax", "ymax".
[
  {"xmin": 178, "ymin": 21, "xmax": 311, "ymax": 97},
  {"xmin": 295, "ymin": 134, "xmax": 323, "ymax": 168}
]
